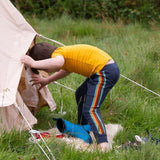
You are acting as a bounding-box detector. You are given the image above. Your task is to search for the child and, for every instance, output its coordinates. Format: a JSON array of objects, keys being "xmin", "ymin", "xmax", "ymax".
[{"xmin": 21, "ymin": 42, "xmax": 120, "ymax": 152}]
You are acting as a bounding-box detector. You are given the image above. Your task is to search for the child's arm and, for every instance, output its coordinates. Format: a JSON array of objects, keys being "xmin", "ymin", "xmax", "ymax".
[
  {"xmin": 31, "ymin": 69, "xmax": 71, "ymax": 90},
  {"xmin": 21, "ymin": 55, "xmax": 64, "ymax": 73},
  {"xmin": 46, "ymin": 69, "xmax": 71, "ymax": 83}
]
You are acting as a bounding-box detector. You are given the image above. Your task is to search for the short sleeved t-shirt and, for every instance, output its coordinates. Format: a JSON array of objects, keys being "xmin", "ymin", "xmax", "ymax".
[{"xmin": 51, "ymin": 44, "xmax": 112, "ymax": 77}]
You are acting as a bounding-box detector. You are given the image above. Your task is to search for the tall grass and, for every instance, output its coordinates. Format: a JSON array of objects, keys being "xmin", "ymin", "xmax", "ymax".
[{"xmin": 1, "ymin": 15, "xmax": 160, "ymax": 159}]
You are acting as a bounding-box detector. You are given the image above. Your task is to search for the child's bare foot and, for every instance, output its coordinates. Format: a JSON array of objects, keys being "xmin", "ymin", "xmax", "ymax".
[{"xmin": 98, "ymin": 142, "xmax": 111, "ymax": 152}]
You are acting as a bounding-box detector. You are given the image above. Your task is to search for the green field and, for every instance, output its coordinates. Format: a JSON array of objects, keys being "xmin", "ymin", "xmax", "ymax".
[{"xmin": 0, "ymin": 15, "xmax": 160, "ymax": 160}]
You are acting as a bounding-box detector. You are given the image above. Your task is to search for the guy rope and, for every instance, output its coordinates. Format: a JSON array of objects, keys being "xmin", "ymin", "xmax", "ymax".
[{"xmin": 38, "ymin": 34, "xmax": 160, "ymax": 97}]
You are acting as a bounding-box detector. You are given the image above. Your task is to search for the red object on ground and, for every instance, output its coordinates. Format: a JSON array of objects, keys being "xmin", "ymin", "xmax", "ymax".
[
  {"xmin": 35, "ymin": 132, "xmax": 52, "ymax": 139},
  {"xmin": 56, "ymin": 134, "xmax": 64, "ymax": 138}
]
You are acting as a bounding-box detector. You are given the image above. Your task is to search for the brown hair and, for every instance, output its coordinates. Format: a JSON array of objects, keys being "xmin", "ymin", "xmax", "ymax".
[
  {"xmin": 29, "ymin": 42, "xmax": 58, "ymax": 60},
  {"xmin": 29, "ymin": 42, "xmax": 58, "ymax": 74}
]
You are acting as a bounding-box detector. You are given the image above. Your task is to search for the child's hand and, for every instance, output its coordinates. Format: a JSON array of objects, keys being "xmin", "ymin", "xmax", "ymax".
[
  {"xmin": 30, "ymin": 74, "xmax": 48, "ymax": 90},
  {"xmin": 21, "ymin": 55, "xmax": 35, "ymax": 67}
]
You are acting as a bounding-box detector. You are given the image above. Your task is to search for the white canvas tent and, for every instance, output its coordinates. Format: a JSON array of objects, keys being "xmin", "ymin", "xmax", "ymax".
[{"xmin": 0, "ymin": 0, "xmax": 56, "ymax": 132}]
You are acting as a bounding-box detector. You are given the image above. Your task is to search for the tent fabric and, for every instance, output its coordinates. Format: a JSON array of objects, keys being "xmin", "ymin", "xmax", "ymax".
[
  {"xmin": 19, "ymin": 67, "xmax": 56, "ymax": 115},
  {"xmin": 0, "ymin": 0, "xmax": 37, "ymax": 107},
  {"xmin": 0, "ymin": 66, "xmax": 57, "ymax": 132},
  {"xmin": 0, "ymin": 0, "xmax": 57, "ymax": 132},
  {"xmin": 0, "ymin": 91, "xmax": 37, "ymax": 132}
]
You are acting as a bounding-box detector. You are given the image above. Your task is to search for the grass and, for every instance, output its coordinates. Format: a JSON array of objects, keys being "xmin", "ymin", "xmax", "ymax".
[{"xmin": 1, "ymin": 14, "xmax": 160, "ymax": 159}]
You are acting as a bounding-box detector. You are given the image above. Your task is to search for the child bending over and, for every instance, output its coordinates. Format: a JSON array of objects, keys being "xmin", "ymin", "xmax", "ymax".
[{"xmin": 21, "ymin": 42, "xmax": 120, "ymax": 152}]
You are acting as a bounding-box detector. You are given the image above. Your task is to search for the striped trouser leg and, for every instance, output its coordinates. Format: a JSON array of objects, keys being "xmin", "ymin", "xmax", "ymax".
[
  {"xmin": 83, "ymin": 62, "xmax": 120, "ymax": 144},
  {"xmin": 83, "ymin": 71, "xmax": 108, "ymax": 144}
]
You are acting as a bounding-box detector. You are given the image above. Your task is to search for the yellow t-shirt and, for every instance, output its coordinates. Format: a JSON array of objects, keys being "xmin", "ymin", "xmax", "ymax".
[{"xmin": 51, "ymin": 44, "xmax": 112, "ymax": 77}]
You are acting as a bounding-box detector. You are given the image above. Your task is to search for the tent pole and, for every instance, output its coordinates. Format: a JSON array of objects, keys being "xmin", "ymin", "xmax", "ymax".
[{"xmin": 14, "ymin": 102, "xmax": 56, "ymax": 160}]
